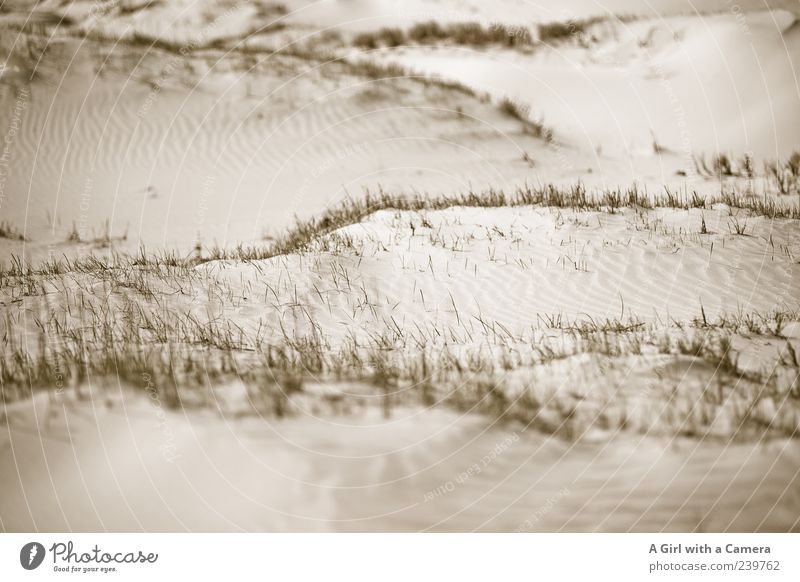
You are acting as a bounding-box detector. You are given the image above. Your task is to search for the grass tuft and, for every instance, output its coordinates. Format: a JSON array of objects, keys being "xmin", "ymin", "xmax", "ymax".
[{"xmin": 352, "ymin": 21, "xmax": 533, "ymax": 50}]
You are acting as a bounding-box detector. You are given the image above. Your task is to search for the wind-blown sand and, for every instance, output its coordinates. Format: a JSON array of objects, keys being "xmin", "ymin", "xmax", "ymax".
[
  {"xmin": 1, "ymin": 1, "xmax": 799, "ymax": 533},
  {"xmin": 2, "ymin": 202, "xmax": 799, "ymax": 531},
  {"xmin": 3, "ymin": 5, "xmax": 798, "ymax": 256},
  {"xmin": 2, "ymin": 389, "xmax": 798, "ymax": 532},
  {"xmin": 0, "ymin": 36, "xmax": 548, "ymax": 255},
  {"xmin": 201, "ymin": 205, "xmax": 800, "ymax": 337},
  {"xmin": 385, "ymin": 10, "xmax": 800, "ymax": 158}
]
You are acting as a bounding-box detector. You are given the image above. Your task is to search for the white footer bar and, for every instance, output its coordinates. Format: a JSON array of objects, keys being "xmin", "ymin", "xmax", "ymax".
[{"xmin": 1, "ymin": 534, "xmax": 797, "ymax": 581}]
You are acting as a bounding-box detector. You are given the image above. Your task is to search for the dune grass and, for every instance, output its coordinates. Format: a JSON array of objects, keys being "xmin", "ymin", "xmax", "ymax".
[
  {"xmin": 0, "ymin": 222, "xmax": 26, "ymax": 241},
  {"xmin": 1, "ymin": 266, "xmax": 796, "ymax": 438},
  {"xmin": 499, "ymin": 97, "xmax": 553, "ymax": 141},
  {"xmin": 1, "ymin": 181, "xmax": 799, "ymax": 439},
  {"xmin": 693, "ymin": 152, "xmax": 800, "ymax": 195},
  {"xmin": 199, "ymin": 182, "xmax": 798, "ymax": 264},
  {"xmin": 1, "ymin": 181, "xmax": 798, "ymax": 282},
  {"xmin": 353, "ymin": 21, "xmax": 534, "ymax": 50},
  {"xmin": 349, "ymin": 16, "xmax": 633, "ymax": 51},
  {"xmin": 537, "ymin": 17, "xmax": 604, "ymax": 43},
  {"xmin": 537, "ymin": 15, "xmax": 638, "ymax": 44}
]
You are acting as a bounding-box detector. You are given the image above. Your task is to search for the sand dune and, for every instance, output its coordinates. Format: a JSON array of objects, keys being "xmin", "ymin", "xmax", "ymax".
[
  {"xmin": 386, "ymin": 10, "xmax": 800, "ymax": 158},
  {"xmin": 279, "ymin": 0, "xmax": 800, "ymax": 31},
  {"xmin": 1, "ymin": 1, "xmax": 799, "ymax": 535},
  {"xmin": 202, "ymin": 205, "xmax": 800, "ymax": 342},
  {"xmin": 1, "ymin": 37, "xmax": 552, "ymax": 257},
  {"xmin": 3, "ymin": 4, "xmax": 798, "ymax": 257},
  {"xmin": 2, "ymin": 389, "xmax": 797, "ymax": 532}
]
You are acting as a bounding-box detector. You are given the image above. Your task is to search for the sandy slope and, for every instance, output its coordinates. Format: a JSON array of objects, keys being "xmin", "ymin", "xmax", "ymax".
[
  {"xmin": 3, "ymin": 202, "xmax": 798, "ymax": 532},
  {"xmin": 2, "ymin": 389, "xmax": 798, "ymax": 532},
  {"xmin": 2, "ymin": 5, "xmax": 798, "ymax": 258},
  {"xmin": 0, "ymin": 36, "xmax": 552, "ymax": 258},
  {"xmin": 281, "ymin": 0, "xmax": 800, "ymax": 30},
  {"xmin": 386, "ymin": 10, "xmax": 800, "ymax": 158},
  {"xmin": 201, "ymin": 205, "xmax": 800, "ymax": 343},
  {"xmin": 1, "ymin": 1, "xmax": 799, "ymax": 533}
]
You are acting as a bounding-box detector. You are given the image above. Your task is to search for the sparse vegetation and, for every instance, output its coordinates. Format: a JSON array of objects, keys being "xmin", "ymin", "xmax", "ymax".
[
  {"xmin": 352, "ymin": 21, "xmax": 534, "ymax": 50},
  {"xmin": 1, "ymin": 182, "xmax": 798, "ymax": 280},
  {"xmin": 765, "ymin": 151, "xmax": 800, "ymax": 195},
  {"xmin": 694, "ymin": 152, "xmax": 798, "ymax": 194},
  {"xmin": 353, "ymin": 27, "xmax": 405, "ymax": 49},
  {"xmin": 2, "ymin": 181, "xmax": 798, "ymax": 439},
  {"xmin": 727, "ymin": 215, "xmax": 750, "ymax": 236},
  {"xmin": 0, "ymin": 222, "xmax": 26, "ymax": 241},
  {"xmin": 64, "ymin": 219, "xmax": 128, "ymax": 247},
  {"xmin": 349, "ymin": 16, "xmax": 628, "ymax": 51},
  {"xmin": 537, "ymin": 16, "xmax": 606, "ymax": 44},
  {"xmin": 499, "ymin": 97, "xmax": 553, "ymax": 141}
]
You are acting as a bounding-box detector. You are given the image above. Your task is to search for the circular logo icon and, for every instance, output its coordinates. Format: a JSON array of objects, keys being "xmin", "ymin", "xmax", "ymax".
[{"xmin": 20, "ymin": 542, "xmax": 46, "ymax": 570}]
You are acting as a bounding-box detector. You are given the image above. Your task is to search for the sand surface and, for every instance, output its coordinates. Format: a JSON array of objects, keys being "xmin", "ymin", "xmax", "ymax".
[
  {"xmin": 2, "ymin": 4, "xmax": 798, "ymax": 255},
  {"xmin": 1, "ymin": 1, "xmax": 799, "ymax": 533},
  {"xmin": 385, "ymin": 10, "xmax": 800, "ymax": 158},
  {"xmin": 2, "ymin": 390, "xmax": 798, "ymax": 532}
]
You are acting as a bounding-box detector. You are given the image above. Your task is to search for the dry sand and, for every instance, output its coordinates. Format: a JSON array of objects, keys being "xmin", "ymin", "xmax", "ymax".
[
  {"xmin": 2, "ymin": 389, "xmax": 798, "ymax": 532},
  {"xmin": 1, "ymin": 1, "xmax": 799, "ymax": 532}
]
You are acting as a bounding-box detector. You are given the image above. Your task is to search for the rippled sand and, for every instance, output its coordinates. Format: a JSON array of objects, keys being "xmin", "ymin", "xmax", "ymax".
[{"xmin": 2, "ymin": 0, "xmax": 799, "ymax": 535}]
